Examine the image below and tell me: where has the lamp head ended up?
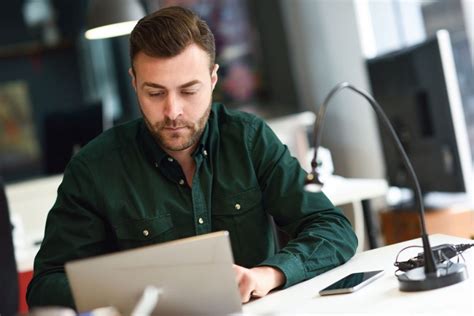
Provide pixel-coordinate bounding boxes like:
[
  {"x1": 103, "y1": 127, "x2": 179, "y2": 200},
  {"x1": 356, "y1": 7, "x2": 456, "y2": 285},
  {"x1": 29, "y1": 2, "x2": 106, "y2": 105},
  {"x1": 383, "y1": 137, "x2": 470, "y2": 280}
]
[{"x1": 85, "y1": 0, "x2": 145, "y2": 40}]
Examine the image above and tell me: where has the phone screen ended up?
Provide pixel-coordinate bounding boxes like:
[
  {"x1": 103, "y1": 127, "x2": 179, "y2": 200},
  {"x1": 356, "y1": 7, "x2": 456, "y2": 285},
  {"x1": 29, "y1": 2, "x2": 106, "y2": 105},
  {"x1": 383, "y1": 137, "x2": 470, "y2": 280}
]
[{"x1": 319, "y1": 270, "x2": 384, "y2": 295}]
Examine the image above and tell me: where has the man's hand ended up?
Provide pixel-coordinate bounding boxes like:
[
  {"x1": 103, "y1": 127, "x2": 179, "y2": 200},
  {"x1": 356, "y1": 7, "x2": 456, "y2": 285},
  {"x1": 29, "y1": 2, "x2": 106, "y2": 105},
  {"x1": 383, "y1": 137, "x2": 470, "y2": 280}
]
[{"x1": 233, "y1": 264, "x2": 285, "y2": 303}]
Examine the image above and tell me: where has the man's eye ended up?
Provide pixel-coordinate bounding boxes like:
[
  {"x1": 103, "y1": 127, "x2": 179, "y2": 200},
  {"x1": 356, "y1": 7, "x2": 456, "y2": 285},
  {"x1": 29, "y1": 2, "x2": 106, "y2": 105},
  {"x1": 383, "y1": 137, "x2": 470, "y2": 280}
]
[
  {"x1": 182, "y1": 90, "x2": 197, "y2": 95},
  {"x1": 149, "y1": 92, "x2": 164, "y2": 97}
]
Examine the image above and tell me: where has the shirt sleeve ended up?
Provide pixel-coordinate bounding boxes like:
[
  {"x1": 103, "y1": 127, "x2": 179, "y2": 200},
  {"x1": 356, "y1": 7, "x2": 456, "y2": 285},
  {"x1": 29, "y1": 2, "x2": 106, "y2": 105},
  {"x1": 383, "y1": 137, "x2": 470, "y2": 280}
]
[
  {"x1": 26, "y1": 156, "x2": 112, "y2": 309},
  {"x1": 249, "y1": 117, "x2": 358, "y2": 288}
]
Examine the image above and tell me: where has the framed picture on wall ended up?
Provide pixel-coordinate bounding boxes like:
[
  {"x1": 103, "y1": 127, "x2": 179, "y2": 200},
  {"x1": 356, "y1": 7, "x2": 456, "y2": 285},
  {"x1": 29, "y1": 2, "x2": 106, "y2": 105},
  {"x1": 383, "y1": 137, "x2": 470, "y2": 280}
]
[{"x1": 0, "y1": 81, "x2": 41, "y2": 180}]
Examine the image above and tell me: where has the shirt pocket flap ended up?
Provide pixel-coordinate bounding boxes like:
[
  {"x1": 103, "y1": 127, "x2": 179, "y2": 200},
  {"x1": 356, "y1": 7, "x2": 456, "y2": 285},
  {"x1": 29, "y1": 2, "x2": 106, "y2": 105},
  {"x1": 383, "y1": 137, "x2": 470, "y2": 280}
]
[
  {"x1": 114, "y1": 215, "x2": 173, "y2": 241},
  {"x1": 213, "y1": 187, "x2": 262, "y2": 216}
]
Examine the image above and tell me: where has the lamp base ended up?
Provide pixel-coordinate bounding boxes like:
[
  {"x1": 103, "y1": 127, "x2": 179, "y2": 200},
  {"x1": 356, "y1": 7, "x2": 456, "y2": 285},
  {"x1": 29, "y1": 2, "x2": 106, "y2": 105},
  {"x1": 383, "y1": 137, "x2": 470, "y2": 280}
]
[{"x1": 398, "y1": 262, "x2": 468, "y2": 292}]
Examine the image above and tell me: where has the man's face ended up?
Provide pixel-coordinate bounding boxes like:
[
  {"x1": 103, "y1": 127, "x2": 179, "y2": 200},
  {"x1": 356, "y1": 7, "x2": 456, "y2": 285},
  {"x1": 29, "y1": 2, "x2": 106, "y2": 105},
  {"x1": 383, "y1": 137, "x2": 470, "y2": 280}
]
[{"x1": 130, "y1": 44, "x2": 218, "y2": 152}]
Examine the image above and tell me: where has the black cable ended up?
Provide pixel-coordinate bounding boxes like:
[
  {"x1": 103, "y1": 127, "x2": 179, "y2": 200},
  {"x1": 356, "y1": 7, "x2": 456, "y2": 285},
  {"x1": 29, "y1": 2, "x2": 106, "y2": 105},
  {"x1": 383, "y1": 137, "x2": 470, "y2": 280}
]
[
  {"x1": 394, "y1": 245, "x2": 424, "y2": 274},
  {"x1": 415, "y1": 243, "x2": 474, "y2": 263},
  {"x1": 394, "y1": 243, "x2": 474, "y2": 273}
]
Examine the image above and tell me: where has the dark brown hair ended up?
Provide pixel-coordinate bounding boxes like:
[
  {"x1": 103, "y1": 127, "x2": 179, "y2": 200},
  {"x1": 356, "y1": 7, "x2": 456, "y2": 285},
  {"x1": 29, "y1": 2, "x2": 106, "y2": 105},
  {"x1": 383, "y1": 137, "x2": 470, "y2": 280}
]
[{"x1": 129, "y1": 6, "x2": 215, "y2": 71}]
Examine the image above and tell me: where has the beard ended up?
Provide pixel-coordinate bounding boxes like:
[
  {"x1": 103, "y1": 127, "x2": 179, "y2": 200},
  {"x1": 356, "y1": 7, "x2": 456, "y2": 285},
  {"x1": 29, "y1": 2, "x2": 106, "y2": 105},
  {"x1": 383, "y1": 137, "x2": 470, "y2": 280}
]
[{"x1": 142, "y1": 102, "x2": 211, "y2": 152}]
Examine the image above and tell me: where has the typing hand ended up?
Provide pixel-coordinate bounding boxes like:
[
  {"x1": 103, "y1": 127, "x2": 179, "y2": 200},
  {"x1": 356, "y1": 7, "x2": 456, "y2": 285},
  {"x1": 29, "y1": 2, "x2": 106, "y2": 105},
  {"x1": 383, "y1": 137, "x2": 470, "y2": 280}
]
[{"x1": 233, "y1": 264, "x2": 285, "y2": 303}]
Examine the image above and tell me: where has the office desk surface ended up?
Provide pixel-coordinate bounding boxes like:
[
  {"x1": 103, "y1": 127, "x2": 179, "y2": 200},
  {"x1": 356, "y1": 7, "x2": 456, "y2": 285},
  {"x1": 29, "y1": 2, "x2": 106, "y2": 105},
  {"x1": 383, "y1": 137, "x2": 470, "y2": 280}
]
[
  {"x1": 321, "y1": 176, "x2": 387, "y2": 206},
  {"x1": 6, "y1": 174, "x2": 63, "y2": 272},
  {"x1": 243, "y1": 234, "x2": 474, "y2": 315}
]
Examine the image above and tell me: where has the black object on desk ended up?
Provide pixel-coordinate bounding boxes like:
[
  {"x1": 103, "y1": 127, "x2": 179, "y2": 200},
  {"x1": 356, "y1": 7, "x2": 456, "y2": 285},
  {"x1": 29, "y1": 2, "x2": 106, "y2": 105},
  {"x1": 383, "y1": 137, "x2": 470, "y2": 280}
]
[{"x1": 0, "y1": 178, "x2": 19, "y2": 316}]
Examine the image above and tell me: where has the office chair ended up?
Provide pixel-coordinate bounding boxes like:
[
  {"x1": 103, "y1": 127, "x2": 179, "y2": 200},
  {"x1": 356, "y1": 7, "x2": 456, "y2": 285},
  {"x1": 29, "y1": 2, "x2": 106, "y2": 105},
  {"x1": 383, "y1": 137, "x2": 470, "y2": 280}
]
[{"x1": 0, "y1": 178, "x2": 19, "y2": 316}]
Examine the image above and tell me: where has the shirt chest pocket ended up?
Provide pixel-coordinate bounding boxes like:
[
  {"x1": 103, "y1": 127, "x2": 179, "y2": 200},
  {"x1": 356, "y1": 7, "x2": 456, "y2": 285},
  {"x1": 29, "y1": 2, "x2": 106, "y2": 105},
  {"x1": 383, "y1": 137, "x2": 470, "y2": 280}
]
[
  {"x1": 212, "y1": 187, "x2": 263, "y2": 217},
  {"x1": 113, "y1": 215, "x2": 174, "y2": 250},
  {"x1": 212, "y1": 187, "x2": 268, "y2": 236}
]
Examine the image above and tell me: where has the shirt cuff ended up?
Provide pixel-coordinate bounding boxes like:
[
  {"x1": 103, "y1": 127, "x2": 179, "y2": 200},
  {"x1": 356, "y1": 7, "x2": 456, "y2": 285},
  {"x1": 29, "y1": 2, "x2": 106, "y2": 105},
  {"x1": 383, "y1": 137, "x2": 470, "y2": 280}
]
[{"x1": 258, "y1": 252, "x2": 307, "y2": 288}]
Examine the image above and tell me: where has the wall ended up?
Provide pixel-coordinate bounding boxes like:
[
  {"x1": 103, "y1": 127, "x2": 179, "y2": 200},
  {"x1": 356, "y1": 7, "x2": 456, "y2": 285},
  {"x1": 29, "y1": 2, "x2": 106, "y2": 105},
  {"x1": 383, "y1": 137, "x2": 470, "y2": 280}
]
[
  {"x1": 462, "y1": 0, "x2": 474, "y2": 65},
  {"x1": 280, "y1": 0, "x2": 385, "y2": 179}
]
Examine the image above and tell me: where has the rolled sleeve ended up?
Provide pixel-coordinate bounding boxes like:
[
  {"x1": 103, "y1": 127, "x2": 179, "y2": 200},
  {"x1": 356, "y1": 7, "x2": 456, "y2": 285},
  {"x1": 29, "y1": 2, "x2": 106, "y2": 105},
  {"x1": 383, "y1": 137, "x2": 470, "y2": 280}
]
[{"x1": 258, "y1": 252, "x2": 307, "y2": 288}]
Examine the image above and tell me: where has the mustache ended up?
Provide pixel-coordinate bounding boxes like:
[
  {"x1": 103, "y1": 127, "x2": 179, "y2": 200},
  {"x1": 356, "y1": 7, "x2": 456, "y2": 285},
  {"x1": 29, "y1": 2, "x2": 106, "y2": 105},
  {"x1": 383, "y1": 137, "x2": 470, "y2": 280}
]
[{"x1": 156, "y1": 118, "x2": 193, "y2": 129}]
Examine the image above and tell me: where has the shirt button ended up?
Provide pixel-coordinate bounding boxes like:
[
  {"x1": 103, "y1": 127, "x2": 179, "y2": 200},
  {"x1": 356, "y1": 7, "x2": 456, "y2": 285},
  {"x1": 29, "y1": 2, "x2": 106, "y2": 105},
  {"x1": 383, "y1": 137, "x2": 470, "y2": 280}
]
[
  {"x1": 235, "y1": 203, "x2": 241, "y2": 210},
  {"x1": 154, "y1": 162, "x2": 159, "y2": 168},
  {"x1": 143, "y1": 229, "x2": 149, "y2": 237},
  {"x1": 203, "y1": 150, "x2": 208, "y2": 157},
  {"x1": 198, "y1": 217, "x2": 204, "y2": 224},
  {"x1": 167, "y1": 157, "x2": 174, "y2": 162},
  {"x1": 179, "y1": 179, "x2": 185, "y2": 185}
]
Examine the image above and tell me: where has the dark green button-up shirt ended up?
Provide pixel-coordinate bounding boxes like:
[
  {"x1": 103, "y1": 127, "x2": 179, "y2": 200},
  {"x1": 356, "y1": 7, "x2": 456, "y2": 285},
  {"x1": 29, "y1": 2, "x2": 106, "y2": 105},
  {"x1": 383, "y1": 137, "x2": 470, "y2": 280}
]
[{"x1": 27, "y1": 103, "x2": 357, "y2": 308}]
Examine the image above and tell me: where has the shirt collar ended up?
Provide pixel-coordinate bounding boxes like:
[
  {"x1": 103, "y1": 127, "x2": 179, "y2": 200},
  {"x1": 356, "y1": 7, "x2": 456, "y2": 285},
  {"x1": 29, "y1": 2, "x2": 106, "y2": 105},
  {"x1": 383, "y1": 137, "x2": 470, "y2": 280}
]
[
  {"x1": 138, "y1": 121, "x2": 167, "y2": 166},
  {"x1": 192, "y1": 115, "x2": 210, "y2": 159}
]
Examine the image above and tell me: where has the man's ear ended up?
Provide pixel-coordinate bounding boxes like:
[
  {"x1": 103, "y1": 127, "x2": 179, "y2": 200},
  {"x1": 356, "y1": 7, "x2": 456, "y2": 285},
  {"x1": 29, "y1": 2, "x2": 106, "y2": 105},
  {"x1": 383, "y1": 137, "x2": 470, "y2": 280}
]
[
  {"x1": 128, "y1": 67, "x2": 137, "y2": 92},
  {"x1": 211, "y1": 64, "x2": 219, "y2": 90}
]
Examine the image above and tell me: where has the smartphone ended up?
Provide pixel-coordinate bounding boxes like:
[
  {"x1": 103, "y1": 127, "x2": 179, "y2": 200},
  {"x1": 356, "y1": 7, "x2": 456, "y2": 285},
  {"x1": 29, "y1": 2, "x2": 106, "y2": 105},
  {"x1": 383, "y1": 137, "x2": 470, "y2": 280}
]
[{"x1": 319, "y1": 270, "x2": 384, "y2": 296}]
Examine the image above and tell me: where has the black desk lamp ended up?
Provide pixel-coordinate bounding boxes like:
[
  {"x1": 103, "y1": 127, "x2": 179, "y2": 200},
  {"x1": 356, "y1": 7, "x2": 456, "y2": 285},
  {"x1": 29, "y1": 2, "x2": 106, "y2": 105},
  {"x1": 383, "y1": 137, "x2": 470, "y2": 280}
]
[{"x1": 305, "y1": 82, "x2": 468, "y2": 291}]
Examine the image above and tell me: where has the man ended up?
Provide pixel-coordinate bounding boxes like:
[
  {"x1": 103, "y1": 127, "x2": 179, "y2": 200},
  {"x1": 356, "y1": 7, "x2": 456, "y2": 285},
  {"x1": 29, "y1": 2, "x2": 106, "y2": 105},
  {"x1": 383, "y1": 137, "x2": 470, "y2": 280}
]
[{"x1": 27, "y1": 6, "x2": 357, "y2": 308}]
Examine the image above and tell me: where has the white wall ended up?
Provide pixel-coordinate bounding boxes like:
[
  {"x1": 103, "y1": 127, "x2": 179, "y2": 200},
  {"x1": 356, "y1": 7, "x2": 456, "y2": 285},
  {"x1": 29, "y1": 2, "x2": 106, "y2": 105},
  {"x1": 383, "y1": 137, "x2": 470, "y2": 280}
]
[
  {"x1": 462, "y1": 0, "x2": 474, "y2": 65},
  {"x1": 356, "y1": 0, "x2": 426, "y2": 58},
  {"x1": 363, "y1": 0, "x2": 401, "y2": 57},
  {"x1": 280, "y1": 0, "x2": 385, "y2": 179}
]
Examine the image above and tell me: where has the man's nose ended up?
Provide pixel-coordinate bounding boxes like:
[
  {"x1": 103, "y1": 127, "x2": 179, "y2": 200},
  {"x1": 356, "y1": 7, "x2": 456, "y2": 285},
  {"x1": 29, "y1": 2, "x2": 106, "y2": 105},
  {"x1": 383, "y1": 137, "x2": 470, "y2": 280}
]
[{"x1": 163, "y1": 93, "x2": 183, "y2": 121}]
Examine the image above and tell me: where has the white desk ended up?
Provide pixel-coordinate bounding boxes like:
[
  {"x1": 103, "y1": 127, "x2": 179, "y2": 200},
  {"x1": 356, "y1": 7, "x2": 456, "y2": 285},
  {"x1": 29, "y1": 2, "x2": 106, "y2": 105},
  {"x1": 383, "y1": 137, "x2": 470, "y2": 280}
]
[
  {"x1": 243, "y1": 234, "x2": 474, "y2": 315},
  {"x1": 6, "y1": 174, "x2": 387, "y2": 272},
  {"x1": 6, "y1": 174, "x2": 63, "y2": 272},
  {"x1": 322, "y1": 176, "x2": 387, "y2": 206}
]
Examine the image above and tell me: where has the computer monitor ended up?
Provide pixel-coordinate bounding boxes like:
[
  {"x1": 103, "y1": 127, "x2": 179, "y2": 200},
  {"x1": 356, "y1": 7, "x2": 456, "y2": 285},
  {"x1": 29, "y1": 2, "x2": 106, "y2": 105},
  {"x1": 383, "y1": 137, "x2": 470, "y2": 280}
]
[
  {"x1": 366, "y1": 30, "x2": 473, "y2": 195},
  {"x1": 43, "y1": 102, "x2": 103, "y2": 175}
]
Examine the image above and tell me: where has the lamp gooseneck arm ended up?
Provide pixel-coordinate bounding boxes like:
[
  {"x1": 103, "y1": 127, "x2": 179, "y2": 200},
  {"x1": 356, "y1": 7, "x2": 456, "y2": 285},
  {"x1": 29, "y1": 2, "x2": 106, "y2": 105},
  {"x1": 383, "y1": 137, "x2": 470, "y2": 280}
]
[
  {"x1": 310, "y1": 83, "x2": 350, "y2": 176},
  {"x1": 309, "y1": 82, "x2": 437, "y2": 274}
]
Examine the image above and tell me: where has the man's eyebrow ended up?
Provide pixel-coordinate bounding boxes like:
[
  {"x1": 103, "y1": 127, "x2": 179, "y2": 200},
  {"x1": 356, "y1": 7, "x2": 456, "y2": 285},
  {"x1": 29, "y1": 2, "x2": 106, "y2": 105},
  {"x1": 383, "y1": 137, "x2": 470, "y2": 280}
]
[
  {"x1": 180, "y1": 80, "x2": 202, "y2": 88},
  {"x1": 141, "y1": 80, "x2": 202, "y2": 89},
  {"x1": 142, "y1": 82, "x2": 165, "y2": 89}
]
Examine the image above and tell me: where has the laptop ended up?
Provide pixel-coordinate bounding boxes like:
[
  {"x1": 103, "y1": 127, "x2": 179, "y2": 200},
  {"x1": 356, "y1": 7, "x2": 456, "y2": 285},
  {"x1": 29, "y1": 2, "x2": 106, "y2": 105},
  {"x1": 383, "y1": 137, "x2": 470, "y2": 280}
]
[{"x1": 65, "y1": 231, "x2": 242, "y2": 315}]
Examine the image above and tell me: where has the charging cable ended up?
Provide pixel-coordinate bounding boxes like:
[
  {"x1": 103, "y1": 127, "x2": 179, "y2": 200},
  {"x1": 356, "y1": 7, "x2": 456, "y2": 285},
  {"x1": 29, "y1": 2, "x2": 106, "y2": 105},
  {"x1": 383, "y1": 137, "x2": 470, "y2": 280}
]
[
  {"x1": 415, "y1": 243, "x2": 473, "y2": 263},
  {"x1": 394, "y1": 243, "x2": 473, "y2": 272}
]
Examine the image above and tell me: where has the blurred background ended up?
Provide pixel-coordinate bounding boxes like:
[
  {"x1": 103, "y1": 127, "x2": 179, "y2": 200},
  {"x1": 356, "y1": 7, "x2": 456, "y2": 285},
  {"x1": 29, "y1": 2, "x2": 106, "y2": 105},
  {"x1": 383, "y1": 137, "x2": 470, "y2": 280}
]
[{"x1": 0, "y1": 0, "x2": 472, "y2": 184}]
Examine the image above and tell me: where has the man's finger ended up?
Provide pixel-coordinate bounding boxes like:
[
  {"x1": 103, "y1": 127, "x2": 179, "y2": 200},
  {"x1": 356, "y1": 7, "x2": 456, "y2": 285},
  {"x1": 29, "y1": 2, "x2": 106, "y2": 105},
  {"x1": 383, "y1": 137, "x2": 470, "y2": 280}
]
[
  {"x1": 241, "y1": 283, "x2": 255, "y2": 303},
  {"x1": 250, "y1": 289, "x2": 262, "y2": 298},
  {"x1": 233, "y1": 264, "x2": 245, "y2": 283},
  {"x1": 238, "y1": 275, "x2": 251, "y2": 302}
]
